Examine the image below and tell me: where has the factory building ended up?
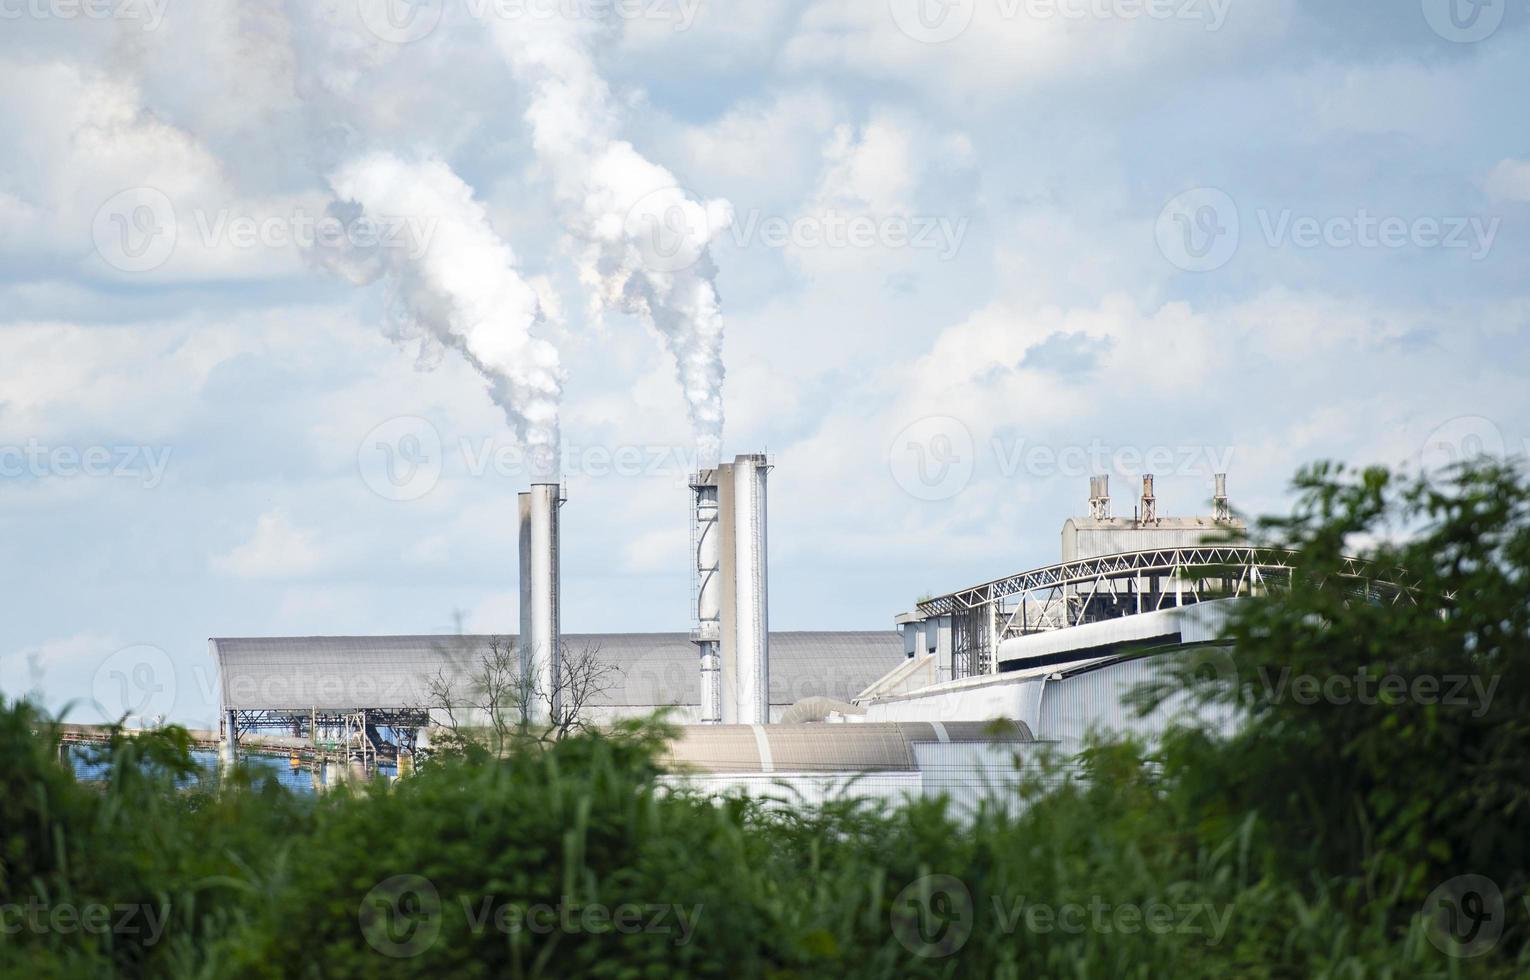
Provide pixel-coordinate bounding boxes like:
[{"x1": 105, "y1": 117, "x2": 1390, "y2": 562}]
[{"x1": 214, "y1": 464, "x2": 1374, "y2": 808}]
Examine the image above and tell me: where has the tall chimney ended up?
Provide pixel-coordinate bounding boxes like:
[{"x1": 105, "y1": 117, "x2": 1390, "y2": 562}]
[
  {"x1": 1213, "y1": 473, "x2": 1230, "y2": 522},
  {"x1": 1139, "y1": 474, "x2": 1156, "y2": 524},
  {"x1": 730, "y1": 454, "x2": 770, "y2": 724},
  {"x1": 691, "y1": 471, "x2": 723, "y2": 724},
  {"x1": 518, "y1": 483, "x2": 563, "y2": 725}
]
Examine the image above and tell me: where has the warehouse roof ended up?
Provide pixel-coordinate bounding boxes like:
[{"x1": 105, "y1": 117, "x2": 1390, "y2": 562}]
[
  {"x1": 210, "y1": 632, "x2": 906, "y2": 712},
  {"x1": 662, "y1": 721, "x2": 1035, "y2": 773}
]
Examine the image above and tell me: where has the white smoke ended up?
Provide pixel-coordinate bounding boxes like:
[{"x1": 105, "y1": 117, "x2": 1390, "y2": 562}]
[
  {"x1": 487, "y1": 16, "x2": 731, "y2": 465},
  {"x1": 323, "y1": 152, "x2": 563, "y2": 467}
]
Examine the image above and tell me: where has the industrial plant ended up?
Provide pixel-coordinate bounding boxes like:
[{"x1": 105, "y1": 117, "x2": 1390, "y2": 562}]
[{"x1": 212, "y1": 460, "x2": 1305, "y2": 805}]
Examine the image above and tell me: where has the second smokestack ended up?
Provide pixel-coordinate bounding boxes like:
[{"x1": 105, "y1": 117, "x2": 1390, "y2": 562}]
[
  {"x1": 518, "y1": 482, "x2": 563, "y2": 725},
  {"x1": 730, "y1": 454, "x2": 770, "y2": 725}
]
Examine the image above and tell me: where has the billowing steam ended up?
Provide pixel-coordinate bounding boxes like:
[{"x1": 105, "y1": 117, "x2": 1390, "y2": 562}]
[
  {"x1": 488, "y1": 17, "x2": 731, "y2": 465},
  {"x1": 321, "y1": 152, "x2": 563, "y2": 469}
]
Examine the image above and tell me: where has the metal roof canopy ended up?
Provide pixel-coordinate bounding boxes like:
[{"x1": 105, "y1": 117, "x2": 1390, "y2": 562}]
[
  {"x1": 662, "y1": 720, "x2": 1035, "y2": 774},
  {"x1": 210, "y1": 631, "x2": 906, "y2": 713}
]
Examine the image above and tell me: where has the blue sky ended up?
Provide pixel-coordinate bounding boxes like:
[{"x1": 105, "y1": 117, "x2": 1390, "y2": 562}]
[{"x1": 2, "y1": 0, "x2": 1527, "y2": 727}]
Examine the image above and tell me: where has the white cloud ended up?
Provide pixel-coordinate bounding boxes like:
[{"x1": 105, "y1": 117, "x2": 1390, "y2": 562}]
[
  {"x1": 212, "y1": 509, "x2": 331, "y2": 579},
  {"x1": 1484, "y1": 159, "x2": 1530, "y2": 203},
  {"x1": 783, "y1": 0, "x2": 1293, "y2": 110}
]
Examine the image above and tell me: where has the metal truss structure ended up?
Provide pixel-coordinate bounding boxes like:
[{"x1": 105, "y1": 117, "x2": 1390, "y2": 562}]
[
  {"x1": 228, "y1": 708, "x2": 430, "y2": 763},
  {"x1": 916, "y1": 546, "x2": 1398, "y2": 680}
]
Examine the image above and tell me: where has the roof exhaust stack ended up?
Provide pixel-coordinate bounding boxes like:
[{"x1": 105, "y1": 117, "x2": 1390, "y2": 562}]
[
  {"x1": 519, "y1": 483, "x2": 564, "y2": 726},
  {"x1": 1088, "y1": 475, "x2": 1111, "y2": 520},
  {"x1": 1213, "y1": 473, "x2": 1230, "y2": 522},
  {"x1": 1140, "y1": 474, "x2": 1156, "y2": 524}
]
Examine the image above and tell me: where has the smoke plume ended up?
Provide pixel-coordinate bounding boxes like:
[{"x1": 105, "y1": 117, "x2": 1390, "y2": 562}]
[
  {"x1": 322, "y1": 152, "x2": 563, "y2": 468},
  {"x1": 487, "y1": 16, "x2": 731, "y2": 465}
]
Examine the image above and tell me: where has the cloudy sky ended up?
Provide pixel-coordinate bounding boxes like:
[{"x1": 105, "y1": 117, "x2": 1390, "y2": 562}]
[{"x1": 2, "y1": 0, "x2": 1527, "y2": 726}]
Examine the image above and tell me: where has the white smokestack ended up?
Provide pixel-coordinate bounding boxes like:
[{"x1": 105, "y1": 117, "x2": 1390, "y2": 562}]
[
  {"x1": 730, "y1": 454, "x2": 770, "y2": 725},
  {"x1": 691, "y1": 473, "x2": 722, "y2": 724},
  {"x1": 519, "y1": 483, "x2": 563, "y2": 725},
  {"x1": 488, "y1": 16, "x2": 730, "y2": 465}
]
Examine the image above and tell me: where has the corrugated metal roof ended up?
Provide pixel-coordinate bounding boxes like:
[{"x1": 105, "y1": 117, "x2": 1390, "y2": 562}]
[
  {"x1": 211, "y1": 632, "x2": 906, "y2": 712},
  {"x1": 662, "y1": 721, "x2": 1034, "y2": 773}
]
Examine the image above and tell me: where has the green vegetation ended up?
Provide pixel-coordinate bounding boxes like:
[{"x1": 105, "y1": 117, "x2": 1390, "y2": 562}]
[{"x1": 3, "y1": 461, "x2": 1528, "y2": 977}]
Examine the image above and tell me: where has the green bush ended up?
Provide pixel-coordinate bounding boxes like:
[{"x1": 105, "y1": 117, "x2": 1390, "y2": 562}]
[{"x1": 1, "y1": 460, "x2": 1526, "y2": 977}]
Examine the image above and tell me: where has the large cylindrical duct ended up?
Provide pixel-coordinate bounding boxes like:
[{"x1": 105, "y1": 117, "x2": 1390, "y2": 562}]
[
  {"x1": 730, "y1": 454, "x2": 770, "y2": 724},
  {"x1": 519, "y1": 483, "x2": 563, "y2": 726},
  {"x1": 691, "y1": 474, "x2": 722, "y2": 724}
]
